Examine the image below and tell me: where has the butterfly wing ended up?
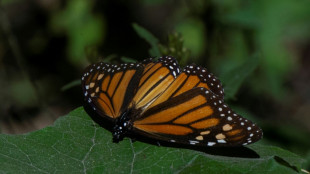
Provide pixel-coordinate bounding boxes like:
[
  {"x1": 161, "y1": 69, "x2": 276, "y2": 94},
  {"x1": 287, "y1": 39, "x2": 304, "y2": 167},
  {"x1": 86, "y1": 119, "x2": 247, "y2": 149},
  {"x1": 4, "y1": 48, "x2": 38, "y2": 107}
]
[
  {"x1": 82, "y1": 57, "x2": 263, "y2": 146},
  {"x1": 132, "y1": 63, "x2": 262, "y2": 146},
  {"x1": 180, "y1": 64, "x2": 224, "y2": 99},
  {"x1": 82, "y1": 62, "x2": 144, "y2": 119},
  {"x1": 133, "y1": 87, "x2": 262, "y2": 146},
  {"x1": 144, "y1": 64, "x2": 225, "y2": 109},
  {"x1": 130, "y1": 56, "x2": 224, "y2": 110},
  {"x1": 129, "y1": 56, "x2": 181, "y2": 110}
]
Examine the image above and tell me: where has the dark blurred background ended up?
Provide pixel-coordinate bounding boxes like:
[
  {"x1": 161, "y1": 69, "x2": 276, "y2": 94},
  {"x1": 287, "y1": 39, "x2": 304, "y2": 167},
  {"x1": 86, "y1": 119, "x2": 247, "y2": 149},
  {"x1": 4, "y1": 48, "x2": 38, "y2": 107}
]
[{"x1": 0, "y1": 0, "x2": 309, "y2": 169}]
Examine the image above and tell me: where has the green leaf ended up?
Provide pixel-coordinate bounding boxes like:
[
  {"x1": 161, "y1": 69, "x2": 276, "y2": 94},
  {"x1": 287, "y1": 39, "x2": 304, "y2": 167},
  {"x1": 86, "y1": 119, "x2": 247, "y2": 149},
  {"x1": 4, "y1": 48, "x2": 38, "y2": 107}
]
[
  {"x1": 0, "y1": 107, "x2": 304, "y2": 173},
  {"x1": 132, "y1": 23, "x2": 161, "y2": 57},
  {"x1": 221, "y1": 55, "x2": 260, "y2": 100}
]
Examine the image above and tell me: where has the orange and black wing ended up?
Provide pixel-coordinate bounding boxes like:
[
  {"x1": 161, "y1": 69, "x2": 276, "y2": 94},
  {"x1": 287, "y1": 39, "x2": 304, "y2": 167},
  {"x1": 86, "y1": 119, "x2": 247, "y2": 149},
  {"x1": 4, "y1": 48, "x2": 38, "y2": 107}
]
[
  {"x1": 180, "y1": 64, "x2": 224, "y2": 99},
  {"x1": 130, "y1": 56, "x2": 181, "y2": 110},
  {"x1": 82, "y1": 62, "x2": 143, "y2": 119},
  {"x1": 142, "y1": 63, "x2": 225, "y2": 112},
  {"x1": 132, "y1": 62, "x2": 261, "y2": 146},
  {"x1": 133, "y1": 87, "x2": 262, "y2": 146}
]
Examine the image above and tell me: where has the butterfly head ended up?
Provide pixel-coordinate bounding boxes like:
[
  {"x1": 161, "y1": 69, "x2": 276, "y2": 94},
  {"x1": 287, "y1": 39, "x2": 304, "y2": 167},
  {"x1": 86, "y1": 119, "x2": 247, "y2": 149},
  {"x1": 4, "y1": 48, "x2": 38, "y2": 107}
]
[{"x1": 113, "y1": 110, "x2": 133, "y2": 142}]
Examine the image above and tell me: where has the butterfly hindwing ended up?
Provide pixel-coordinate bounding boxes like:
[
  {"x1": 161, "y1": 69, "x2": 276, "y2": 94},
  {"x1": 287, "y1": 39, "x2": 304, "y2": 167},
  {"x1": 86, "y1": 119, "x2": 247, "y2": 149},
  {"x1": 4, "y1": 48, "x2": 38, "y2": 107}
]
[
  {"x1": 82, "y1": 62, "x2": 143, "y2": 119},
  {"x1": 133, "y1": 87, "x2": 262, "y2": 146}
]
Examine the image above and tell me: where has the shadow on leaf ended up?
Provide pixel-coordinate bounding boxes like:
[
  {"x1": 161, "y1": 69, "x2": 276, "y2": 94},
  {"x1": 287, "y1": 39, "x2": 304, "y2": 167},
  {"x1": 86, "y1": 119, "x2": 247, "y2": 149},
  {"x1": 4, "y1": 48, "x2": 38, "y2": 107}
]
[{"x1": 274, "y1": 156, "x2": 299, "y2": 173}]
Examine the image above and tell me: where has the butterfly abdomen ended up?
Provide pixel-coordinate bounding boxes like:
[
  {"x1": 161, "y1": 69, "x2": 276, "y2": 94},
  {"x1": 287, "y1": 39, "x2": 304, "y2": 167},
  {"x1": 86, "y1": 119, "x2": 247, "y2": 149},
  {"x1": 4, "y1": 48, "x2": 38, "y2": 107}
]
[{"x1": 112, "y1": 110, "x2": 133, "y2": 142}]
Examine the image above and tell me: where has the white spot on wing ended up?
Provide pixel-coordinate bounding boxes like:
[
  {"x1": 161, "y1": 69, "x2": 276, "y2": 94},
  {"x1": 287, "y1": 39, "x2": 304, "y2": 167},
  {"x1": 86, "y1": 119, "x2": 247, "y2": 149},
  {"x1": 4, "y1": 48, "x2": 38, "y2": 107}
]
[
  {"x1": 207, "y1": 142, "x2": 216, "y2": 146},
  {"x1": 173, "y1": 71, "x2": 176, "y2": 77},
  {"x1": 189, "y1": 140, "x2": 199, "y2": 145},
  {"x1": 217, "y1": 139, "x2": 226, "y2": 143}
]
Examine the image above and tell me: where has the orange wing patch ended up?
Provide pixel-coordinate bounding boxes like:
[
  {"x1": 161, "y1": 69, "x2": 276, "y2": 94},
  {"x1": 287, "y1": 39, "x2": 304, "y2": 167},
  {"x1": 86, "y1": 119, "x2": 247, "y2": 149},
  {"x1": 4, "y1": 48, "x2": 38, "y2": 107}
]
[
  {"x1": 133, "y1": 67, "x2": 173, "y2": 109},
  {"x1": 182, "y1": 64, "x2": 224, "y2": 99},
  {"x1": 133, "y1": 87, "x2": 262, "y2": 146},
  {"x1": 145, "y1": 64, "x2": 224, "y2": 111},
  {"x1": 107, "y1": 72, "x2": 123, "y2": 96},
  {"x1": 82, "y1": 62, "x2": 142, "y2": 118},
  {"x1": 147, "y1": 73, "x2": 187, "y2": 108},
  {"x1": 135, "y1": 124, "x2": 193, "y2": 135},
  {"x1": 138, "y1": 63, "x2": 160, "y2": 87},
  {"x1": 135, "y1": 95, "x2": 205, "y2": 125},
  {"x1": 173, "y1": 105, "x2": 213, "y2": 124},
  {"x1": 97, "y1": 93, "x2": 114, "y2": 116},
  {"x1": 190, "y1": 118, "x2": 219, "y2": 129},
  {"x1": 131, "y1": 56, "x2": 180, "y2": 110},
  {"x1": 112, "y1": 70, "x2": 136, "y2": 116},
  {"x1": 101, "y1": 75, "x2": 110, "y2": 91},
  {"x1": 226, "y1": 129, "x2": 242, "y2": 136},
  {"x1": 173, "y1": 75, "x2": 200, "y2": 97}
]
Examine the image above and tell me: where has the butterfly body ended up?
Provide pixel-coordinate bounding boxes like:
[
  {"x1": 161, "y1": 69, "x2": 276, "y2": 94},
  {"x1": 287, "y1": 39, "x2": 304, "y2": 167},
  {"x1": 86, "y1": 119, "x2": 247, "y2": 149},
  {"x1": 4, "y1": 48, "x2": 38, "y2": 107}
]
[
  {"x1": 82, "y1": 56, "x2": 262, "y2": 147},
  {"x1": 112, "y1": 109, "x2": 133, "y2": 142}
]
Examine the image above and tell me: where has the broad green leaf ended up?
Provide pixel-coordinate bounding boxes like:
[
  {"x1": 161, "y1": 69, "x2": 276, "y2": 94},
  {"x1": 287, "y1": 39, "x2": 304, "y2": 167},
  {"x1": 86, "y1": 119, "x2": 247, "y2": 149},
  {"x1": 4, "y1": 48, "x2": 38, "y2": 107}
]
[
  {"x1": 0, "y1": 107, "x2": 304, "y2": 173},
  {"x1": 132, "y1": 23, "x2": 161, "y2": 57},
  {"x1": 221, "y1": 55, "x2": 259, "y2": 100}
]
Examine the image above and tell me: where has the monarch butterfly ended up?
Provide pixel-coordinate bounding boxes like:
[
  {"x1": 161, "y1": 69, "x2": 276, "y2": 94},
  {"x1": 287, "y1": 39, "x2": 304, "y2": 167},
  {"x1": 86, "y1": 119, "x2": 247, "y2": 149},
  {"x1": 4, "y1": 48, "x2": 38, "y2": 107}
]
[{"x1": 82, "y1": 56, "x2": 262, "y2": 147}]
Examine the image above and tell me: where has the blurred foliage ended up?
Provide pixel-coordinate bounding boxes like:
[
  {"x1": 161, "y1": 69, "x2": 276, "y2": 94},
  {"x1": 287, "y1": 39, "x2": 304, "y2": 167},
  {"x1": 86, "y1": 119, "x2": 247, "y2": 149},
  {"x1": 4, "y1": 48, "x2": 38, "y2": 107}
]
[
  {"x1": 221, "y1": 54, "x2": 260, "y2": 100},
  {"x1": 60, "y1": 80, "x2": 80, "y2": 92},
  {"x1": 132, "y1": 24, "x2": 191, "y2": 66},
  {"x1": 120, "y1": 56, "x2": 137, "y2": 63},
  {"x1": 158, "y1": 32, "x2": 191, "y2": 66},
  {"x1": 10, "y1": 78, "x2": 38, "y2": 108},
  {"x1": 50, "y1": 0, "x2": 105, "y2": 67},
  {"x1": 175, "y1": 17, "x2": 206, "y2": 59},
  {"x1": 209, "y1": 0, "x2": 310, "y2": 101},
  {"x1": 132, "y1": 23, "x2": 161, "y2": 57}
]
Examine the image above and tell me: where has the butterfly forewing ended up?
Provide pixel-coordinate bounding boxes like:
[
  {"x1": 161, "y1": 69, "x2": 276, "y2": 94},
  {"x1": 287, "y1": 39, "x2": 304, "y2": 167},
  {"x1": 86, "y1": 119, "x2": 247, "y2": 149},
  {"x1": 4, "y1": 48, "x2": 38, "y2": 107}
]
[
  {"x1": 145, "y1": 64, "x2": 225, "y2": 111},
  {"x1": 82, "y1": 62, "x2": 143, "y2": 119},
  {"x1": 182, "y1": 64, "x2": 224, "y2": 99},
  {"x1": 133, "y1": 87, "x2": 262, "y2": 146},
  {"x1": 130, "y1": 56, "x2": 181, "y2": 110}
]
